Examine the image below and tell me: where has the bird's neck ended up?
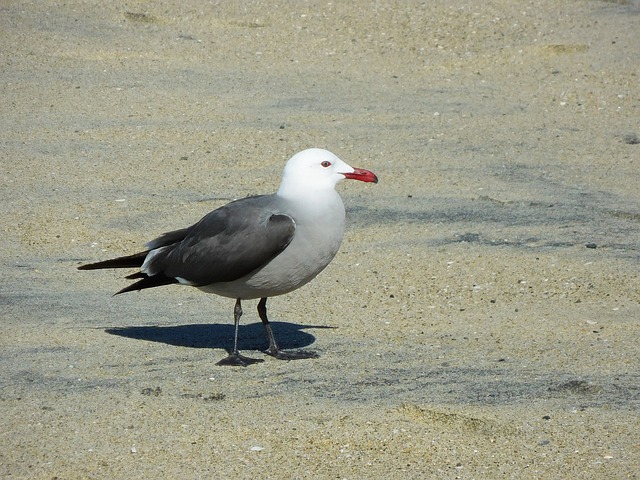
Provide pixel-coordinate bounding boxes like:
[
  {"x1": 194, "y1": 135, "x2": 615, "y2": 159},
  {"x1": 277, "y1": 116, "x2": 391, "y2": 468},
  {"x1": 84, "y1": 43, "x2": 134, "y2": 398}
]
[
  {"x1": 276, "y1": 184, "x2": 344, "y2": 219},
  {"x1": 277, "y1": 180, "x2": 333, "y2": 201}
]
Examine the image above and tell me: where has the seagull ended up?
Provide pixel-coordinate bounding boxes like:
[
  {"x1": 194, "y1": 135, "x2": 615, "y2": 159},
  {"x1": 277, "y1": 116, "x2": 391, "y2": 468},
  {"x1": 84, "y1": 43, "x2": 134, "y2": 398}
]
[{"x1": 78, "y1": 148, "x2": 378, "y2": 366}]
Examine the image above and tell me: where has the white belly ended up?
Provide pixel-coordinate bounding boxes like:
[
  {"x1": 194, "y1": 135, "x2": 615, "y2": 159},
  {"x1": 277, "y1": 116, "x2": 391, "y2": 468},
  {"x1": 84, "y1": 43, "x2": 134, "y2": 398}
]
[{"x1": 198, "y1": 194, "x2": 346, "y2": 299}]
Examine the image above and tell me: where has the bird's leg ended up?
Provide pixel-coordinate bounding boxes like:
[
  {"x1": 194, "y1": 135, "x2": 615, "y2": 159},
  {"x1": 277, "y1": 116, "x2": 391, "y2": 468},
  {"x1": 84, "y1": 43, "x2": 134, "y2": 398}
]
[
  {"x1": 216, "y1": 298, "x2": 264, "y2": 367},
  {"x1": 257, "y1": 297, "x2": 319, "y2": 361}
]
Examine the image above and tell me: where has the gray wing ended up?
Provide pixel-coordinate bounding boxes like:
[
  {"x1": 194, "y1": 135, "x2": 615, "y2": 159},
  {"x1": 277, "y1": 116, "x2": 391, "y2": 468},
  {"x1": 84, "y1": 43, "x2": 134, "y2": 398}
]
[{"x1": 143, "y1": 195, "x2": 296, "y2": 286}]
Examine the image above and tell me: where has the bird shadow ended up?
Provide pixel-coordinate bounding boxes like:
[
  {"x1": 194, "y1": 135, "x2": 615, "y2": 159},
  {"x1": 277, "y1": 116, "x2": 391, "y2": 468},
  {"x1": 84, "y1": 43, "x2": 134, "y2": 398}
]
[{"x1": 105, "y1": 321, "x2": 334, "y2": 352}]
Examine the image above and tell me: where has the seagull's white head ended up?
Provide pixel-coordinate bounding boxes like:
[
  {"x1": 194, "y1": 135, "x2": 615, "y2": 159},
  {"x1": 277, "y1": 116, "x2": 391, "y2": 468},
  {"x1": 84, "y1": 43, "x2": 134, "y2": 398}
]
[{"x1": 277, "y1": 148, "x2": 378, "y2": 199}]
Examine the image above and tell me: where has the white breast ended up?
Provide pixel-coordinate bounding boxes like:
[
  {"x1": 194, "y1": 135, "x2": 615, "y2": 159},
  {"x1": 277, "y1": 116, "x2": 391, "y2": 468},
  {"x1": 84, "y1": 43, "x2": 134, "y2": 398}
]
[{"x1": 199, "y1": 190, "x2": 346, "y2": 299}]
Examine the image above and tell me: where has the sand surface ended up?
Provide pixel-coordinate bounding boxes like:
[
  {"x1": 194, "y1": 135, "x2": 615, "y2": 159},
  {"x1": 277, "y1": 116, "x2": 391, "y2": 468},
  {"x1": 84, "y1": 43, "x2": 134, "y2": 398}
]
[{"x1": 1, "y1": 1, "x2": 639, "y2": 478}]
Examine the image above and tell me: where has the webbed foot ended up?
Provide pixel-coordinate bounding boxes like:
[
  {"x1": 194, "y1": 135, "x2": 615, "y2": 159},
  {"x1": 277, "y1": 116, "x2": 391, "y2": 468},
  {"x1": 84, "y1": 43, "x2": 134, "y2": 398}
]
[
  {"x1": 265, "y1": 347, "x2": 319, "y2": 361},
  {"x1": 216, "y1": 353, "x2": 264, "y2": 367}
]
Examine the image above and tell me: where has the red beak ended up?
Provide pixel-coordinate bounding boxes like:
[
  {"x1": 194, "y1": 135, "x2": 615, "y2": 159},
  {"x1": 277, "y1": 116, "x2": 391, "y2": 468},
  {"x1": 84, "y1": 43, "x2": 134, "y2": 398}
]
[{"x1": 343, "y1": 168, "x2": 379, "y2": 184}]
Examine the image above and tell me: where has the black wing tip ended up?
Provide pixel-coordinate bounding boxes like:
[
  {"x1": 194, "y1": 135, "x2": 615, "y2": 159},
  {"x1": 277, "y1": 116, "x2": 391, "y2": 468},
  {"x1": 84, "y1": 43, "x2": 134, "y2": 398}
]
[
  {"x1": 77, "y1": 251, "x2": 148, "y2": 271},
  {"x1": 77, "y1": 262, "x2": 101, "y2": 270},
  {"x1": 77, "y1": 262, "x2": 106, "y2": 271},
  {"x1": 77, "y1": 252, "x2": 179, "y2": 294},
  {"x1": 114, "y1": 274, "x2": 180, "y2": 295}
]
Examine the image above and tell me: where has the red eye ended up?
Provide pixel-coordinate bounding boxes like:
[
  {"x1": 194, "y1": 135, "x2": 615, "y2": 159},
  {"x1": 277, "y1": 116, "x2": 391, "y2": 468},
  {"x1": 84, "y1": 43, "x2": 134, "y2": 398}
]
[{"x1": 321, "y1": 161, "x2": 331, "y2": 168}]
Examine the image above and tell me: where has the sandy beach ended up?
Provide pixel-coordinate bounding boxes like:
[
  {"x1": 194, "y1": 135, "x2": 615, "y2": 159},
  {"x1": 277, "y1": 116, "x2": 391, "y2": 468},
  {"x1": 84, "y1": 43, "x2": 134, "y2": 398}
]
[{"x1": 1, "y1": 1, "x2": 639, "y2": 478}]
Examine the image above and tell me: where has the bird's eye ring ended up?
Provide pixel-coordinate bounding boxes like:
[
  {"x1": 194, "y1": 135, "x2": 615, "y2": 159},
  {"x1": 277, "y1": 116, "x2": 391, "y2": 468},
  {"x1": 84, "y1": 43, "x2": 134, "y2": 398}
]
[{"x1": 321, "y1": 161, "x2": 331, "y2": 168}]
